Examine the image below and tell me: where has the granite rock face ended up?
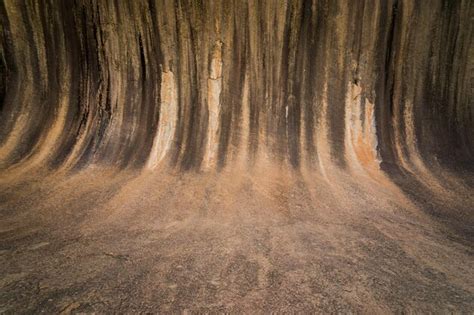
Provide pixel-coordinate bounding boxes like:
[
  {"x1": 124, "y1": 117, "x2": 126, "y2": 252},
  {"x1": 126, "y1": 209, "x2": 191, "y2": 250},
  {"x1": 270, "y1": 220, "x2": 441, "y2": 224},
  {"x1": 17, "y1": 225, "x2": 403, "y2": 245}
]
[
  {"x1": 0, "y1": 1, "x2": 473, "y2": 313},
  {"x1": 1, "y1": 0, "x2": 472, "y2": 171}
]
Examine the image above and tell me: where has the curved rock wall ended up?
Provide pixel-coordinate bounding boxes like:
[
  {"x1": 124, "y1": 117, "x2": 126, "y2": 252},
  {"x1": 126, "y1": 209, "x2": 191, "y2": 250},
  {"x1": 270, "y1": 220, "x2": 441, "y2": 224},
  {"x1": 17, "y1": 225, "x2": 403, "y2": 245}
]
[
  {"x1": 0, "y1": 0, "x2": 472, "y2": 172},
  {"x1": 1, "y1": 2, "x2": 474, "y2": 312}
]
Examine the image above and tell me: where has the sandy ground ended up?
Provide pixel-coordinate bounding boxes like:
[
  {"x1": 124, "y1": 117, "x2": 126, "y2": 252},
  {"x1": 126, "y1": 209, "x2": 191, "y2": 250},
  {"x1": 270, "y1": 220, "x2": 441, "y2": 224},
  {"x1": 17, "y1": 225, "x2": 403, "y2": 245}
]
[{"x1": 0, "y1": 162, "x2": 473, "y2": 313}]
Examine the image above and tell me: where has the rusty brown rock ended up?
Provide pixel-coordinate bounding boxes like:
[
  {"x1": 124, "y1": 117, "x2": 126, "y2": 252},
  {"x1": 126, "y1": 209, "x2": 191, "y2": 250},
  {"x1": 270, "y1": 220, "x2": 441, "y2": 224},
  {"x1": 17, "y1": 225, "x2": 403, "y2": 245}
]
[{"x1": 0, "y1": 0, "x2": 473, "y2": 313}]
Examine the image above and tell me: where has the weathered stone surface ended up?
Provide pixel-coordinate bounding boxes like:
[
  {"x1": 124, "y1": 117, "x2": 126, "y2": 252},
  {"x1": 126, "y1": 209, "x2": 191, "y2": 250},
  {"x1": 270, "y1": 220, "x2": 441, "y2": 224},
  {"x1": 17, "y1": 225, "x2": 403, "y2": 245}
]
[
  {"x1": 1, "y1": 0, "x2": 472, "y2": 171},
  {"x1": 0, "y1": 0, "x2": 473, "y2": 313}
]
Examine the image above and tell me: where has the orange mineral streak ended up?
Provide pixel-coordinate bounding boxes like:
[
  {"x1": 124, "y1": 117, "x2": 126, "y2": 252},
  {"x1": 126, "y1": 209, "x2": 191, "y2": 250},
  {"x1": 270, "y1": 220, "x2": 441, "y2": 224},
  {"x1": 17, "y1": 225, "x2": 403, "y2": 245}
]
[{"x1": 354, "y1": 100, "x2": 380, "y2": 171}]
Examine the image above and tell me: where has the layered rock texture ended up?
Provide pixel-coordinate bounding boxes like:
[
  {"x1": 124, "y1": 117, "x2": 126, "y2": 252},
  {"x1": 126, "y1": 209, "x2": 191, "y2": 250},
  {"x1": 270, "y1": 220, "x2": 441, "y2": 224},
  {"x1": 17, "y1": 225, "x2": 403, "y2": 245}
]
[{"x1": 0, "y1": 0, "x2": 473, "y2": 313}]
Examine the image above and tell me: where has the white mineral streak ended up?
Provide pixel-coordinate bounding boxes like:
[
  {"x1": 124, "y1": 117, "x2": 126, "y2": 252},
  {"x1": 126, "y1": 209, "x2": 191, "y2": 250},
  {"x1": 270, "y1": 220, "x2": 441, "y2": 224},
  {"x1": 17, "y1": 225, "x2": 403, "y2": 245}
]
[
  {"x1": 204, "y1": 41, "x2": 223, "y2": 169},
  {"x1": 316, "y1": 82, "x2": 330, "y2": 179},
  {"x1": 344, "y1": 83, "x2": 363, "y2": 171},
  {"x1": 345, "y1": 82, "x2": 381, "y2": 172},
  {"x1": 239, "y1": 74, "x2": 250, "y2": 165},
  {"x1": 147, "y1": 71, "x2": 178, "y2": 169}
]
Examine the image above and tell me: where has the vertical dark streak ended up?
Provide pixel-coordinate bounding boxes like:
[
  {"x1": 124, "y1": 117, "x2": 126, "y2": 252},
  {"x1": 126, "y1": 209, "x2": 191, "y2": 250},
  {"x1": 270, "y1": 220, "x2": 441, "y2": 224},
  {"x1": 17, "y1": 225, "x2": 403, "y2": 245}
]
[{"x1": 376, "y1": 0, "x2": 399, "y2": 168}]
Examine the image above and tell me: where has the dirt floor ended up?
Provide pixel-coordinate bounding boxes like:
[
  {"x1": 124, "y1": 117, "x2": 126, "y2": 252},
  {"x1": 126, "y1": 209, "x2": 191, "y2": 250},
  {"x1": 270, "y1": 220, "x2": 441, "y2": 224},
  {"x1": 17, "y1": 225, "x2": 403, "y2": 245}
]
[{"x1": 0, "y1": 163, "x2": 473, "y2": 313}]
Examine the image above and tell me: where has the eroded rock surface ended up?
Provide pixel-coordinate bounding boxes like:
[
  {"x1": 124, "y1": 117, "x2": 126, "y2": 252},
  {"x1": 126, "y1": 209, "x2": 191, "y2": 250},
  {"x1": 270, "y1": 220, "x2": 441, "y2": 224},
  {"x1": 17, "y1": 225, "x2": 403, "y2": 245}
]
[{"x1": 0, "y1": 0, "x2": 473, "y2": 313}]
